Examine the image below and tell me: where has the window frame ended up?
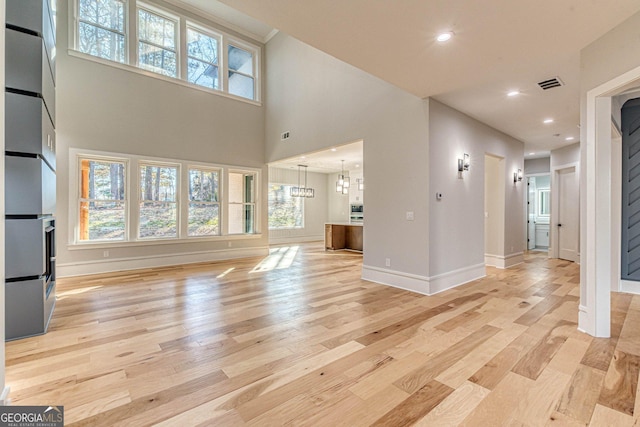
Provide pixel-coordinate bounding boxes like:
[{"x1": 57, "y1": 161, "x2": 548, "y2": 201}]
[
  {"x1": 136, "y1": 3, "x2": 180, "y2": 78},
  {"x1": 185, "y1": 23, "x2": 222, "y2": 90},
  {"x1": 71, "y1": 0, "x2": 261, "y2": 103},
  {"x1": 76, "y1": 153, "x2": 130, "y2": 243},
  {"x1": 187, "y1": 165, "x2": 222, "y2": 237},
  {"x1": 76, "y1": 0, "x2": 128, "y2": 63},
  {"x1": 137, "y1": 161, "x2": 181, "y2": 240},
  {"x1": 69, "y1": 148, "x2": 261, "y2": 248},
  {"x1": 228, "y1": 170, "x2": 258, "y2": 235}
]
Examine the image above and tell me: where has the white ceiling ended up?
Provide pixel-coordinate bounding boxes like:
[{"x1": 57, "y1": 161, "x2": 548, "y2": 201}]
[
  {"x1": 268, "y1": 140, "x2": 364, "y2": 174},
  {"x1": 180, "y1": 0, "x2": 640, "y2": 159}
]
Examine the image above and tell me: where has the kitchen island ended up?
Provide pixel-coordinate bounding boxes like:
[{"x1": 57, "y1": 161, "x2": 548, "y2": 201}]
[{"x1": 325, "y1": 222, "x2": 363, "y2": 252}]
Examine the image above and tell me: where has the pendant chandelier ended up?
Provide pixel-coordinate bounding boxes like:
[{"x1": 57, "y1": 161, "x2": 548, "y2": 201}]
[
  {"x1": 336, "y1": 160, "x2": 350, "y2": 195},
  {"x1": 290, "y1": 164, "x2": 314, "y2": 198}
]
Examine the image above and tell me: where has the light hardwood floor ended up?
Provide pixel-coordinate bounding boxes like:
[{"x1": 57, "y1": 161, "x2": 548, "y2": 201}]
[{"x1": 5, "y1": 244, "x2": 640, "y2": 426}]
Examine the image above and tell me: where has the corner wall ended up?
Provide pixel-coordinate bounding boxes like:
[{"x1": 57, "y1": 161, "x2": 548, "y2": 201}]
[
  {"x1": 428, "y1": 99, "x2": 525, "y2": 290},
  {"x1": 0, "y1": 0, "x2": 7, "y2": 402},
  {"x1": 57, "y1": 0, "x2": 268, "y2": 275},
  {"x1": 265, "y1": 32, "x2": 431, "y2": 293}
]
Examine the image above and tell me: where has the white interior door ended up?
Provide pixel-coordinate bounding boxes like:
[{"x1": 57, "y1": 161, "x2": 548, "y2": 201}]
[{"x1": 557, "y1": 167, "x2": 579, "y2": 262}]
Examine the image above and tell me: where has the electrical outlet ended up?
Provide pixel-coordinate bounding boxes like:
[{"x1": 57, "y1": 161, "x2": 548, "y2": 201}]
[
  {"x1": 228, "y1": 242, "x2": 232, "y2": 248},
  {"x1": 103, "y1": 250, "x2": 109, "y2": 258},
  {"x1": 385, "y1": 258, "x2": 391, "y2": 267},
  {"x1": 406, "y1": 211, "x2": 414, "y2": 221}
]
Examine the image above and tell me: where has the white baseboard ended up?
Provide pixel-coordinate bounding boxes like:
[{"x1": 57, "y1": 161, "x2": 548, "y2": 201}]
[
  {"x1": 361, "y1": 265, "x2": 431, "y2": 295},
  {"x1": 620, "y1": 279, "x2": 640, "y2": 295},
  {"x1": 362, "y1": 262, "x2": 486, "y2": 296},
  {"x1": 485, "y1": 252, "x2": 524, "y2": 269},
  {"x1": 57, "y1": 246, "x2": 270, "y2": 278},
  {"x1": 578, "y1": 304, "x2": 589, "y2": 334},
  {"x1": 268, "y1": 235, "x2": 324, "y2": 245},
  {"x1": 0, "y1": 386, "x2": 10, "y2": 405},
  {"x1": 428, "y1": 263, "x2": 486, "y2": 295}
]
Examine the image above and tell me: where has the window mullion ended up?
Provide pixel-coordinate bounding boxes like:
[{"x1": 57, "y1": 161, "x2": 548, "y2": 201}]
[
  {"x1": 128, "y1": 0, "x2": 137, "y2": 65},
  {"x1": 221, "y1": 38, "x2": 229, "y2": 93},
  {"x1": 178, "y1": 16, "x2": 187, "y2": 81}
]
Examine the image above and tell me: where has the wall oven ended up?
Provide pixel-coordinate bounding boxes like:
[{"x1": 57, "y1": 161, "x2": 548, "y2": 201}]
[{"x1": 350, "y1": 204, "x2": 364, "y2": 222}]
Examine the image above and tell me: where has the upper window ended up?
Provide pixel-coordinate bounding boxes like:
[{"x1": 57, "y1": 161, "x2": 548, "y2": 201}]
[
  {"x1": 187, "y1": 27, "x2": 220, "y2": 90},
  {"x1": 138, "y1": 7, "x2": 178, "y2": 77},
  {"x1": 228, "y1": 44, "x2": 255, "y2": 100},
  {"x1": 74, "y1": 0, "x2": 260, "y2": 102},
  {"x1": 78, "y1": 0, "x2": 126, "y2": 62},
  {"x1": 139, "y1": 163, "x2": 178, "y2": 239},
  {"x1": 268, "y1": 184, "x2": 304, "y2": 230},
  {"x1": 79, "y1": 157, "x2": 126, "y2": 241}
]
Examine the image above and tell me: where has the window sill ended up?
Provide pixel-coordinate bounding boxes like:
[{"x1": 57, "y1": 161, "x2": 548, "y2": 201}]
[
  {"x1": 67, "y1": 49, "x2": 262, "y2": 107},
  {"x1": 68, "y1": 233, "x2": 263, "y2": 250}
]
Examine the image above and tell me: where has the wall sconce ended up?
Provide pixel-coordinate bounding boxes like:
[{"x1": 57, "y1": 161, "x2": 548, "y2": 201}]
[
  {"x1": 458, "y1": 153, "x2": 470, "y2": 176},
  {"x1": 513, "y1": 168, "x2": 523, "y2": 183}
]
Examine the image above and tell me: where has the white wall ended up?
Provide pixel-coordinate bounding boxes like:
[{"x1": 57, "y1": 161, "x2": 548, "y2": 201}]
[
  {"x1": 268, "y1": 167, "x2": 327, "y2": 244},
  {"x1": 525, "y1": 157, "x2": 550, "y2": 175},
  {"x1": 428, "y1": 99, "x2": 525, "y2": 281},
  {"x1": 551, "y1": 142, "x2": 580, "y2": 168},
  {"x1": 265, "y1": 32, "x2": 431, "y2": 292},
  {"x1": 56, "y1": 0, "x2": 268, "y2": 275},
  {"x1": 0, "y1": 0, "x2": 6, "y2": 402},
  {"x1": 327, "y1": 174, "x2": 350, "y2": 223},
  {"x1": 484, "y1": 155, "x2": 505, "y2": 265}
]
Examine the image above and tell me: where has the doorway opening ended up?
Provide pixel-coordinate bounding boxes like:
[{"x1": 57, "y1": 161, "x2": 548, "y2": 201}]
[{"x1": 527, "y1": 175, "x2": 551, "y2": 252}]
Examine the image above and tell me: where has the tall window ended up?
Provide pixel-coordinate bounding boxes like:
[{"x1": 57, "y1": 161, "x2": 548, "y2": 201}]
[
  {"x1": 228, "y1": 44, "x2": 255, "y2": 100},
  {"x1": 188, "y1": 168, "x2": 220, "y2": 236},
  {"x1": 229, "y1": 172, "x2": 255, "y2": 234},
  {"x1": 78, "y1": 0, "x2": 126, "y2": 62},
  {"x1": 187, "y1": 27, "x2": 220, "y2": 90},
  {"x1": 79, "y1": 158, "x2": 126, "y2": 241},
  {"x1": 139, "y1": 164, "x2": 178, "y2": 238},
  {"x1": 268, "y1": 184, "x2": 304, "y2": 229},
  {"x1": 137, "y1": 7, "x2": 178, "y2": 77}
]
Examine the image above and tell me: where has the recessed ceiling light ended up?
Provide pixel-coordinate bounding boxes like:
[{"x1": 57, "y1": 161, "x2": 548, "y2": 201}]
[
  {"x1": 355, "y1": 164, "x2": 360, "y2": 168},
  {"x1": 543, "y1": 118, "x2": 554, "y2": 124},
  {"x1": 331, "y1": 148, "x2": 337, "y2": 152},
  {"x1": 529, "y1": 152, "x2": 536, "y2": 155},
  {"x1": 436, "y1": 32, "x2": 453, "y2": 42},
  {"x1": 507, "y1": 90, "x2": 520, "y2": 97},
  {"x1": 565, "y1": 136, "x2": 574, "y2": 141},
  {"x1": 300, "y1": 156, "x2": 306, "y2": 159}
]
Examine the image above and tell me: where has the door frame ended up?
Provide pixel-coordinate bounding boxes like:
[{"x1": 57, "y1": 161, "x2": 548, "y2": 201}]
[
  {"x1": 524, "y1": 172, "x2": 551, "y2": 253},
  {"x1": 551, "y1": 163, "x2": 579, "y2": 261}
]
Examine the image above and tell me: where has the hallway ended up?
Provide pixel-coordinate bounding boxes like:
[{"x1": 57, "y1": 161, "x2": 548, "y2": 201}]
[{"x1": 4, "y1": 246, "x2": 636, "y2": 425}]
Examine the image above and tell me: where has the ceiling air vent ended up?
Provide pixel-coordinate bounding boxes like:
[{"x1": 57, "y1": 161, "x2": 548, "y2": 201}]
[{"x1": 538, "y1": 77, "x2": 564, "y2": 90}]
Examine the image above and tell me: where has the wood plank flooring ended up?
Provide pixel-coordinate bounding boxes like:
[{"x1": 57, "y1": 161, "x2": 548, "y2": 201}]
[{"x1": 5, "y1": 244, "x2": 640, "y2": 426}]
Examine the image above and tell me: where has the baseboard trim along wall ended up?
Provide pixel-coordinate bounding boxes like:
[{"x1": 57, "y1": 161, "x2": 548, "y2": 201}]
[
  {"x1": 0, "y1": 386, "x2": 10, "y2": 405},
  {"x1": 362, "y1": 265, "x2": 431, "y2": 295},
  {"x1": 362, "y1": 262, "x2": 486, "y2": 296},
  {"x1": 620, "y1": 279, "x2": 640, "y2": 295},
  {"x1": 428, "y1": 263, "x2": 487, "y2": 295},
  {"x1": 57, "y1": 246, "x2": 270, "y2": 277},
  {"x1": 268, "y1": 235, "x2": 324, "y2": 245},
  {"x1": 484, "y1": 252, "x2": 524, "y2": 269}
]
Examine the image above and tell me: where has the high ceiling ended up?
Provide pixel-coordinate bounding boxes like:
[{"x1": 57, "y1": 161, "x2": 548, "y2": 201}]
[{"x1": 179, "y1": 0, "x2": 640, "y2": 158}]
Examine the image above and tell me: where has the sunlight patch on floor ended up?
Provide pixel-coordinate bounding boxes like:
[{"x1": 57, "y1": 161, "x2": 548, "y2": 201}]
[{"x1": 251, "y1": 246, "x2": 300, "y2": 273}]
